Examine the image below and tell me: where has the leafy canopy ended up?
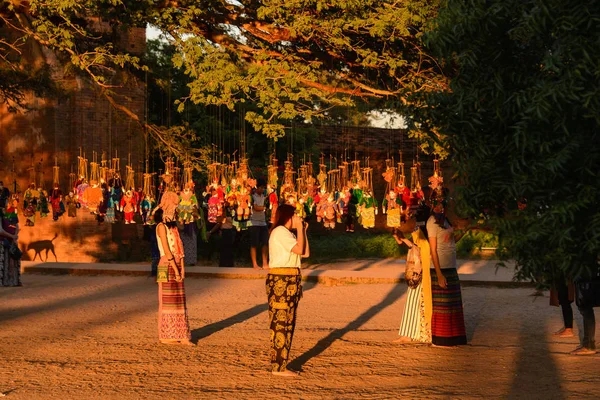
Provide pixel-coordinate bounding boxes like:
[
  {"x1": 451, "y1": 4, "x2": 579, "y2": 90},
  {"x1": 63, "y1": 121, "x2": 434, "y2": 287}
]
[{"x1": 424, "y1": 0, "x2": 600, "y2": 279}]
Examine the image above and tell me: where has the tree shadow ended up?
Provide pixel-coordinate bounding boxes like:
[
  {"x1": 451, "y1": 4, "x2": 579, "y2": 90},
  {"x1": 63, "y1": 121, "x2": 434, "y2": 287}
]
[
  {"x1": 0, "y1": 278, "x2": 144, "y2": 324},
  {"x1": 287, "y1": 283, "x2": 404, "y2": 372},
  {"x1": 353, "y1": 259, "x2": 380, "y2": 271},
  {"x1": 191, "y1": 279, "x2": 320, "y2": 344},
  {"x1": 506, "y1": 305, "x2": 566, "y2": 399}
]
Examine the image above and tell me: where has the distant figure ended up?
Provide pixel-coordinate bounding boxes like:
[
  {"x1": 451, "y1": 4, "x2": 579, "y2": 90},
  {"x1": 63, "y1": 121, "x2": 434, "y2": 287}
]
[
  {"x1": 572, "y1": 257, "x2": 600, "y2": 356},
  {"x1": 0, "y1": 181, "x2": 10, "y2": 210},
  {"x1": 0, "y1": 207, "x2": 21, "y2": 286},
  {"x1": 249, "y1": 179, "x2": 269, "y2": 269}
]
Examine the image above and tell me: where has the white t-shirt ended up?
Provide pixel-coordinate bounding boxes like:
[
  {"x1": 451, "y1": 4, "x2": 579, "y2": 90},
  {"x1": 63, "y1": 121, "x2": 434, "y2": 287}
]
[
  {"x1": 250, "y1": 193, "x2": 267, "y2": 227},
  {"x1": 426, "y1": 215, "x2": 457, "y2": 269},
  {"x1": 268, "y1": 226, "x2": 301, "y2": 269}
]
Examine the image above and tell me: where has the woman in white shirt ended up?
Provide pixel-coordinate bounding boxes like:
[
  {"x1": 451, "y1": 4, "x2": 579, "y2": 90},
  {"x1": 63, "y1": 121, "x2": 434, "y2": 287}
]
[
  {"x1": 427, "y1": 189, "x2": 467, "y2": 346},
  {"x1": 266, "y1": 204, "x2": 309, "y2": 377}
]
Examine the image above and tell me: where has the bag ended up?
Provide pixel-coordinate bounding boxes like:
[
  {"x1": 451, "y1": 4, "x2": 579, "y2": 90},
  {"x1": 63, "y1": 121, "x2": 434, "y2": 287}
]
[
  {"x1": 8, "y1": 241, "x2": 22, "y2": 260},
  {"x1": 405, "y1": 245, "x2": 422, "y2": 288},
  {"x1": 156, "y1": 264, "x2": 168, "y2": 283}
]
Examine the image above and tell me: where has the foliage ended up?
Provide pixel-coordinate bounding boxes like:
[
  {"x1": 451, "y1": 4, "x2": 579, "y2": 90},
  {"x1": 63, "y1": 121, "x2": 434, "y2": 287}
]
[
  {"x1": 1, "y1": 0, "x2": 445, "y2": 149},
  {"x1": 307, "y1": 232, "x2": 407, "y2": 262},
  {"x1": 423, "y1": 0, "x2": 600, "y2": 280},
  {"x1": 456, "y1": 231, "x2": 498, "y2": 259}
]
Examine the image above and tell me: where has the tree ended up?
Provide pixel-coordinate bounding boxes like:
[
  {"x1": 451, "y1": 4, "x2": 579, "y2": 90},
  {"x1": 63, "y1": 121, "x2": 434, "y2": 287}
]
[
  {"x1": 1, "y1": 0, "x2": 444, "y2": 142},
  {"x1": 423, "y1": 0, "x2": 600, "y2": 280}
]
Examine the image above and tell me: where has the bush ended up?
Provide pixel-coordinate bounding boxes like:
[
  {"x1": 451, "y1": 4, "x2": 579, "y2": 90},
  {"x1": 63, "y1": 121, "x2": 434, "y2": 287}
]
[{"x1": 308, "y1": 232, "x2": 407, "y2": 263}]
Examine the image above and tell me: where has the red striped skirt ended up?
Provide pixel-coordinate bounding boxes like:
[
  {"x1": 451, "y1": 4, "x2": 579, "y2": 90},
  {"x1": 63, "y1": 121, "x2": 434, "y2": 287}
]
[
  {"x1": 430, "y1": 268, "x2": 467, "y2": 346},
  {"x1": 158, "y1": 265, "x2": 191, "y2": 340}
]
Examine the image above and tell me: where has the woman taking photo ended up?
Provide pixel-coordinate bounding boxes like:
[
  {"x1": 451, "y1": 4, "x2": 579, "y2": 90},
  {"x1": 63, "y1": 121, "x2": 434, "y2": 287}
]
[
  {"x1": 154, "y1": 206, "x2": 193, "y2": 345},
  {"x1": 426, "y1": 189, "x2": 467, "y2": 347},
  {"x1": 266, "y1": 204, "x2": 309, "y2": 376}
]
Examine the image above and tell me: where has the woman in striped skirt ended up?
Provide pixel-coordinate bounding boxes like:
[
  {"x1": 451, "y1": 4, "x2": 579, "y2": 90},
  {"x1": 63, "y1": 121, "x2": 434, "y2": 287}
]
[
  {"x1": 426, "y1": 190, "x2": 467, "y2": 347},
  {"x1": 155, "y1": 205, "x2": 193, "y2": 346}
]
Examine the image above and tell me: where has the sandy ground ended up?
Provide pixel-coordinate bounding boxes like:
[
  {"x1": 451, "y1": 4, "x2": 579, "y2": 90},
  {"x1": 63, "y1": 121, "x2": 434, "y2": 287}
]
[{"x1": 0, "y1": 275, "x2": 599, "y2": 399}]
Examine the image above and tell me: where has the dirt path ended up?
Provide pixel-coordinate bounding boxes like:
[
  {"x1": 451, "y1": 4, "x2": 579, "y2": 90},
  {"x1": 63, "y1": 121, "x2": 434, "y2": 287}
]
[{"x1": 0, "y1": 276, "x2": 598, "y2": 399}]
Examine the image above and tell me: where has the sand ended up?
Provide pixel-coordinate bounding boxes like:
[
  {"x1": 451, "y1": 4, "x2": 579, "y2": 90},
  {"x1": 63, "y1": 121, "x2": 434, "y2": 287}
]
[{"x1": 0, "y1": 275, "x2": 598, "y2": 399}]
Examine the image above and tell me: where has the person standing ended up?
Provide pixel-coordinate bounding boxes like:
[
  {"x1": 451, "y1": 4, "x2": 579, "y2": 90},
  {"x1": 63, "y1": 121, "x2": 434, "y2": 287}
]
[
  {"x1": 572, "y1": 257, "x2": 600, "y2": 355},
  {"x1": 250, "y1": 180, "x2": 269, "y2": 269},
  {"x1": 266, "y1": 204, "x2": 309, "y2": 376},
  {"x1": 550, "y1": 273, "x2": 575, "y2": 338},
  {"x1": 0, "y1": 207, "x2": 21, "y2": 287},
  {"x1": 426, "y1": 190, "x2": 467, "y2": 347},
  {"x1": 393, "y1": 205, "x2": 433, "y2": 344},
  {"x1": 154, "y1": 208, "x2": 193, "y2": 345},
  {"x1": 0, "y1": 181, "x2": 10, "y2": 210}
]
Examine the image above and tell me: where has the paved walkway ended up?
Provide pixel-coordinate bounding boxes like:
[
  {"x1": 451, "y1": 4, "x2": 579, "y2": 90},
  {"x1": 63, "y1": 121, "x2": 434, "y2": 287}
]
[{"x1": 22, "y1": 258, "x2": 522, "y2": 286}]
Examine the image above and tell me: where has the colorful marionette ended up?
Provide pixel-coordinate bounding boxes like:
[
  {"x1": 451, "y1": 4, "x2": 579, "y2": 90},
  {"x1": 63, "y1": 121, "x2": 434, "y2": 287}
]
[
  {"x1": 50, "y1": 184, "x2": 63, "y2": 221},
  {"x1": 320, "y1": 192, "x2": 339, "y2": 229},
  {"x1": 207, "y1": 188, "x2": 223, "y2": 223},
  {"x1": 65, "y1": 191, "x2": 78, "y2": 218},
  {"x1": 23, "y1": 183, "x2": 39, "y2": 226},
  {"x1": 266, "y1": 184, "x2": 279, "y2": 225},
  {"x1": 382, "y1": 190, "x2": 403, "y2": 227},
  {"x1": 105, "y1": 186, "x2": 116, "y2": 223},
  {"x1": 120, "y1": 189, "x2": 137, "y2": 224},
  {"x1": 37, "y1": 187, "x2": 50, "y2": 218},
  {"x1": 4, "y1": 197, "x2": 19, "y2": 226},
  {"x1": 109, "y1": 172, "x2": 123, "y2": 205},
  {"x1": 429, "y1": 159, "x2": 444, "y2": 193},
  {"x1": 395, "y1": 160, "x2": 411, "y2": 208},
  {"x1": 76, "y1": 180, "x2": 89, "y2": 208},
  {"x1": 178, "y1": 184, "x2": 198, "y2": 224},
  {"x1": 141, "y1": 193, "x2": 157, "y2": 225},
  {"x1": 314, "y1": 187, "x2": 327, "y2": 222},
  {"x1": 358, "y1": 190, "x2": 378, "y2": 229},
  {"x1": 300, "y1": 190, "x2": 314, "y2": 219},
  {"x1": 98, "y1": 183, "x2": 109, "y2": 218},
  {"x1": 235, "y1": 185, "x2": 251, "y2": 222},
  {"x1": 84, "y1": 180, "x2": 103, "y2": 214}
]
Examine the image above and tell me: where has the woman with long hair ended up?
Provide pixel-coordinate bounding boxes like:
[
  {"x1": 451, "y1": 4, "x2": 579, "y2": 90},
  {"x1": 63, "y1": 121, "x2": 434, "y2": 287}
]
[
  {"x1": 266, "y1": 204, "x2": 309, "y2": 376},
  {"x1": 154, "y1": 207, "x2": 193, "y2": 345},
  {"x1": 393, "y1": 193, "x2": 433, "y2": 344},
  {"x1": 426, "y1": 189, "x2": 467, "y2": 346}
]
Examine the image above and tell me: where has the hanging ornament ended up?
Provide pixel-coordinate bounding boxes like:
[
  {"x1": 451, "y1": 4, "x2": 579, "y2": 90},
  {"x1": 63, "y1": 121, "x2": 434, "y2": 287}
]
[
  {"x1": 429, "y1": 158, "x2": 444, "y2": 192},
  {"x1": 358, "y1": 167, "x2": 377, "y2": 229},
  {"x1": 52, "y1": 157, "x2": 60, "y2": 186},
  {"x1": 125, "y1": 164, "x2": 135, "y2": 191}
]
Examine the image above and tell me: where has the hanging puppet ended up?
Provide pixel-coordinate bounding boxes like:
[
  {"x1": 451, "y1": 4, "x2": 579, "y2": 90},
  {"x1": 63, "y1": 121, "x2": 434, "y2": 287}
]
[
  {"x1": 50, "y1": 183, "x2": 63, "y2": 221},
  {"x1": 382, "y1": 189, "x2": 403, "y2": 228},
  {"x1": 65, "y1": 191, "x2": 78, "y2": 218},
  {"x1": 141, "y1": 193, "x2": 157, "y2": 224},
  {"x1": 37, "y1": 186, "x2": 50, "y2": 218},
  {"x1": 358, "y1": 190, "x2": 378, "y2": 229},
  {"x1": 84, "y1": 180, "x2": 103, "y2": 214},
  {"x1": 23, "y1": 183, "x2": 39, "y2": 226},
  {"x1": 178, "y1": 183, "x2": 198, "y2": 224},
  {"x1": 120, "y1": 189, "x2": 137, "y2": 224}
]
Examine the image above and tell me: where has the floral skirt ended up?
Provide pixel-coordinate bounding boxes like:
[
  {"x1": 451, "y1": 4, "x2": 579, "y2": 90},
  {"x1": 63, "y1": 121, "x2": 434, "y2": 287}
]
[{"x1": 266, "y1": 273, "x2": 302, "y2": 372}]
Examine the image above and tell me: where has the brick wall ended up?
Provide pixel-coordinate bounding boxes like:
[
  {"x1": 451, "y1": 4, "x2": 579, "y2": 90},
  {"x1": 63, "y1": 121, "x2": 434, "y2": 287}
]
[{"x1": 18, "y1": 211, "x2": 149, "y2": 263}]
